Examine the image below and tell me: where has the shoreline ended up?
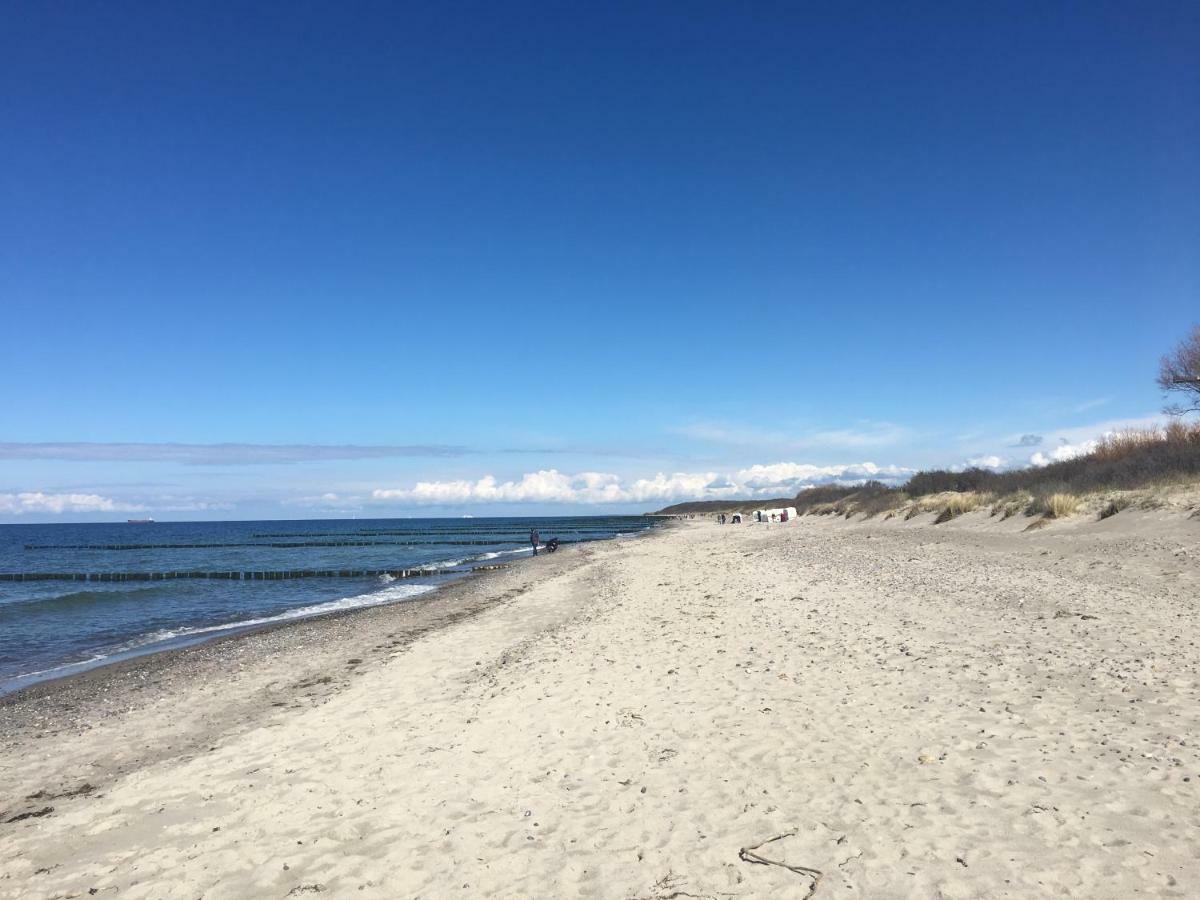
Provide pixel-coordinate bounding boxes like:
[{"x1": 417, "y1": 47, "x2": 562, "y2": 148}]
[
  {"x1": 0, "y1": 532, "x2": 658, "y2": 819},
  {"x1": 0, "y1": 525, "x2": 657, "y2": 701},
  {"x1": 0, "y1": 564, "x2": 488, "y2": 705},
  {"x1": 0, "y1": 568, "x2": 476, "y2": 699}
]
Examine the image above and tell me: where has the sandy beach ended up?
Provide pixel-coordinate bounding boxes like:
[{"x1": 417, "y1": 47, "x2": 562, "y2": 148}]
[{"x1": 2, "y1": 512, "x2": 1198, "y2": 899}]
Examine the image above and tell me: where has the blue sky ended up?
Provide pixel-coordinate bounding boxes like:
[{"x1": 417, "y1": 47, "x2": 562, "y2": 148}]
[{"x1": 2, "y1": 1, "x2": 1197, "y2": 520}]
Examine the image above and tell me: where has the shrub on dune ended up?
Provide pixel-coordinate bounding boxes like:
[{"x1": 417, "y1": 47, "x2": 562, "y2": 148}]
[
  {"x1": 1029, "y1": 492, "x2": 1080, "y2": 519},
  {"x1": 1098, "y1": 497, "x2": 1130, "y2": 520},
  {"x1": 856, "y1": 493, "x2": 907, "y2": 519},
  {"x1": 900, "y1": 422, "x2": 1200, "y2": 502}
]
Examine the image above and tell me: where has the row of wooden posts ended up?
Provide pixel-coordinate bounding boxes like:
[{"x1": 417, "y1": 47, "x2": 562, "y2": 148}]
[{"x1": 0, "y1": 563, "x2": 509, "y2": 582}]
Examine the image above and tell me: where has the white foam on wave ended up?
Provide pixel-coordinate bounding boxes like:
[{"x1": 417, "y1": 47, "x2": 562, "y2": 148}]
[
  {"x1": 139, "y1": 581, "x2": 437, "y2": 645},
  {"x1": 479, "y1": 546, "x2": 534, "y2": 561},
  {"x1": 424, "y1": 547, "x2": 528, "y2": 568},
  {"x1": 8, "y1": 652, "x2": 111, "y2": 684}
]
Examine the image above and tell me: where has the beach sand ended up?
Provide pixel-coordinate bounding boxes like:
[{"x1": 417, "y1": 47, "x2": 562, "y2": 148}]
[{"x1": 1, "y1": 511, "x2": 1198, "y2": 898}]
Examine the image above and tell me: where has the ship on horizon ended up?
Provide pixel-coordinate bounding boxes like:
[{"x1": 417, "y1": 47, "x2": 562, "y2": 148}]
[{"x1": 126, "y1": 518, "x2": 155, "y2": 524}]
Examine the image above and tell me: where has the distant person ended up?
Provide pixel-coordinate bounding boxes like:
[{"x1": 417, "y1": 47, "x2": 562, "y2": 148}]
[{"x1": 530, "y1": 527, "x2": 540, "y2": 556}]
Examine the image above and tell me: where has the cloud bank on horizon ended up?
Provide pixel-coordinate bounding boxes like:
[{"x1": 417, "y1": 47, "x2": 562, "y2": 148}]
[
  {"x1": 371, "y1": 461, "x2": 915, "y2": 507},
  {"x1": 0, "y1": 414, "x2": 1171, "y2": 517},
  {"x1": 0, "y1": 492, "x2": 146, "y2": 515},
  {"x1": 1, "y1": 460, "x2": 919, "y2": 517}
]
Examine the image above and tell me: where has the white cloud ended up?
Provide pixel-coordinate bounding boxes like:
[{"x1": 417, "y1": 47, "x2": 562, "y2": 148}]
[
  {"x1": 735, "y1": 461, "x2": 913, "y2": 491},
  {"x1": 373, "y1": 469, "x2": 696, "y2": 505},
  {"x1": 1030, "y1": 440, "x2": 1098, "y2": 467},
  {"x1": 625, "y1": 472, "x2": 736, "y2": 503},
  {"x1": 0, "y1": 492, "x2": 146, "y2": 515},
  {"x1": 965, "y1": 455, "x2": 1006, "y2": 469}
]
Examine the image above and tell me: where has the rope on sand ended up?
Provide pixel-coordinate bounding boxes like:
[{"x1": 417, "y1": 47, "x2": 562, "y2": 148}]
[{"x1": 738, "y1": 831, "x2": 823, "y2": 898}]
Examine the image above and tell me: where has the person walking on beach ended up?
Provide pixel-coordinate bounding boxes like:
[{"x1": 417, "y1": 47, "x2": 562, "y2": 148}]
[{"x1": 530, "y1": 527, "x2": 540, "y2": 556}]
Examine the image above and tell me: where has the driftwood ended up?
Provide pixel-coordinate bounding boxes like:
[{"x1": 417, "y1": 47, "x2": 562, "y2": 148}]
[{"x1": 738, "y1": 831, "x2": 823, "y2": 899}]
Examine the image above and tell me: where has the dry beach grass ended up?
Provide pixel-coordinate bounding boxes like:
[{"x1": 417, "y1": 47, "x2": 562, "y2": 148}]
[{"x1": 1, "y1": 510, "x2": 1198, "y2": 898}]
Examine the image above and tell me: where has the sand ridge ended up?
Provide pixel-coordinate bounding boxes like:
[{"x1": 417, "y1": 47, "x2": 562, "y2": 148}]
[{"x1": 1, "y1": 513, "x2": 1197, "y2": 898}]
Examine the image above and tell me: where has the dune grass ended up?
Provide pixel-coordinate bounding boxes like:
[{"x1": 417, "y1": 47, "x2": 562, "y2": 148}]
[
  {"x1": 895, "y1": 491, "x2": 994, "y2": 523},
  {"x1": 934, "y1": 492, "x2": 991, "y2": 523},
  {"x1": 990, "y1": 491, "x2": 1034, "y2": 520}
]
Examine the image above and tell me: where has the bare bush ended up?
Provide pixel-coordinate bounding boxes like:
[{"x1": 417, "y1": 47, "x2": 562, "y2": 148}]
[
  {"x1": 1098, "y1": 498, "x2": 1130, "y2": 520},
  {"x1": 1158, "y1": 325, "x2": 1200, "y2": 416},
  {"x1": 897, "y1": 423, "x2": 1200, "y2": 500},
  {"x1": 793, "y1": 484, "x2": 868, "y2": 514}
]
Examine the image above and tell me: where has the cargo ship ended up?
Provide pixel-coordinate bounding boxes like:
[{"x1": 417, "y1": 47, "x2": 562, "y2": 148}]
[{"x1": 126, "y1": 518, "x2": 155, "y2": 524}]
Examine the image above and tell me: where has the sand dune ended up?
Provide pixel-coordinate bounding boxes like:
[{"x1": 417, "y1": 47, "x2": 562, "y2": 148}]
[{"x1": 1, "y1": 511, "x2": 1197, "y2": 898}]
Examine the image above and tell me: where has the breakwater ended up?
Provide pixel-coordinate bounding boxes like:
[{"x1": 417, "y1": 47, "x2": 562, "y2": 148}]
[
  {"x1": 1, "y1": 515, "x2": 655, "y2": 689},
  {"x1": 24, "y1": 540, "x2": 563, "y2": 550},
  {"x1": 0, "y1": 563, "x2": 508, "y2": 582}
]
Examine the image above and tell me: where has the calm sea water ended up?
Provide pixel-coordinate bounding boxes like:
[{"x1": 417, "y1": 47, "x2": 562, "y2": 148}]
[{"x1": 0, "y1": 516, "x2": 654, "y2": 694}]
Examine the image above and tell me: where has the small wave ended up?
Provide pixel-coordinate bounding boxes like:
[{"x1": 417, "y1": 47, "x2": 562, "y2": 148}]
[
  {"x1": 478, "y1": 547, "x2": 534, "y2": 561},
  {"x1": 426, "y1": 547, "x2": 536, "y2": 568},
  {"x1": 7, "y1": 653, "x2": 112, "y2": 685},
  {"x1": 0, "y1": 585, "x2": 173, "y2": 619},
  {"x1": 4, "y1": 582, "x2": 436, "y2": 689},
  {"x1": 136, "y1": 582, "x2": 437, "y2": 644}
]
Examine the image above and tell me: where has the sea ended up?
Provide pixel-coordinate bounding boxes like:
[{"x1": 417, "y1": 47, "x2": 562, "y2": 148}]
[{"x1": 0, "y1": 516, "x2": 655, "y2": 695}]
